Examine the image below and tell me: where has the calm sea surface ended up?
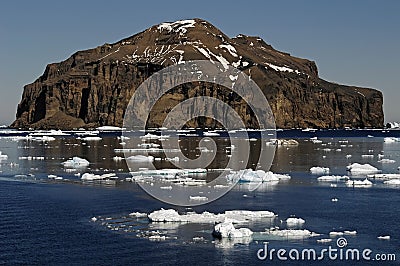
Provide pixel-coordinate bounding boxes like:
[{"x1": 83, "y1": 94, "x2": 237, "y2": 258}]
[{"x1": 0, "y1": 129, "x2": 399, "y2": 265}]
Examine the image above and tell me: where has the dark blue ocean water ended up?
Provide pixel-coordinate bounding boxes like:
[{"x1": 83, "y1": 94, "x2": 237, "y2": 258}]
[{"x1": 0, "y1": 129, "x2": 399, "y2": 265}]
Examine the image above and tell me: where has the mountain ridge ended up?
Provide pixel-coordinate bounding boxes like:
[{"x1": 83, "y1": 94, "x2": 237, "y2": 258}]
[{"x1": 11, "y1": 18, "x2": 383, "y2": 129}]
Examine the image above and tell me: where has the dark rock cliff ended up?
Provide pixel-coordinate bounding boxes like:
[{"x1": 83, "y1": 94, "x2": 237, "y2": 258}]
[{"x1": 11, "y1": 19, "x2": 384, "y2": 129}]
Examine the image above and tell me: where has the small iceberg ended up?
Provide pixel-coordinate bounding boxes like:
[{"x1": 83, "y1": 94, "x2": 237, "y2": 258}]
[
  {"x1": 227, "y1": 169, "x2": 290, "y2": 183},
  {"x1": 128, "y1": 212, "x2": 148, "y2": 218},
  {"x1": 346, "y1": 163, "x2": 380, "y2": 175},
  {"x1": 212, "y1": 221, "x2": 253, "y2": 239},
  {"x1": 345, "y1": 178, "x2": 373, "y2": 187},
  {"x1": 384, "y1": 137, "x2": 399, "y2": 143},
  {"x1": 82, "y1": 136, "x2": 102, "y2": 141},
  {"x1": 344, "y1": 230, "x2": 357, "y2": 235},
  {"x1": 378, "y1": 158, "x2": 396, "y2": 163},
  {"x1": 317, "y1": 175, "x2": 349, "y2": 182},
  {"x1": 329, "y1": 231, "x2": 344, "y2": 237},
  {"x1": 148, "y1": 208, "x2": 276, "y2": 223},
  {"x1": 97, "y1": 126, "x2": 122, "y2": 131},
  {"x1": 317, "y1": 238, "x2": 332, "y2": 243},
  {"x1": 62, "y1": 157, "x2": 90, "y2": 168},
  {"x1": 310, "y1": 167, "x2": 330, "y2": 175},
  {"x1": 81, "y1": 173, "x2": 117, "y2": 181},
  {"x1": 286, "y1": 217, "x2": 305, "y2": 227},
  {"x1": 127, "y1": 155, "x2": 154, "y2": 162},
  {"x1": 263, "y1": 228, "x2": 320, "y2": 239},
  {"x1": 189, "y1": 196, "x2": 208, "y2": 201}
]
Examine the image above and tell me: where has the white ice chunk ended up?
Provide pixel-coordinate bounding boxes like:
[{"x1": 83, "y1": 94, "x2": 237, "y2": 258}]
[
  {"x1": 384, "y1": 137, "x2": 400, "y2": 143},
  {"x1": 213, "y1": 221, "x2": 253, "y2": 239},
  {"x1": 345, "y1": 178, "x2": 373, "y2": 187},
  {"x1": 310, "y1": 167, "x2": 330, "y2": 175},
  {"x1": 227, "y1": 169, "x2": 290, "y2": 183},
  {"x1": 265, "y1": 228, "x2": 320, "y2": 239},
  {"x1": 81, "y1": 173, "x2": 116, "y2": 181},
  {"x1": 148, "y1": 208, "x2": 275, "y2": 223},
  {"x1": 344, "y1": 230, "x2": 357, "y2": 235},
  {"x1": 317, "y1": 238, "x2": 332, "y2": 243},
  {"x1": 189, "y1": 196, "x2": 208, "y2": 201},
  {"x1": 128, "y1": 212, "x2": 148, "y2": 217},
  {"x1": 329, "y1": 231, "x2": 344, "y2": 237},
  {"x1": 378, "y1": 158, "x2": 396, "y2": 163},
  {"x1": 127, "y1": 155, "x2": 154, "y2": 162},
  {"x1": 97, "y1": 126, "x2": 122, "y2": 131},
  {"x1": 113, "y1": 156, "x2": 124, "y2": 161},
  {"x1": 62, "y1": 157, "x2": 90, "y2": 168},
  {"x1": 346, "y1": 163, "x2": 380, "y2": 174},
  {"x1": 286, "y1": 217, "x2": 305, "y2": 227}
]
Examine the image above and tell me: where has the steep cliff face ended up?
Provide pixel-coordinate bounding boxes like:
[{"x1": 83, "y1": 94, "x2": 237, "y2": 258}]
[{"x1": 11, "y1": 18, "x2": 383, "y2": 129}]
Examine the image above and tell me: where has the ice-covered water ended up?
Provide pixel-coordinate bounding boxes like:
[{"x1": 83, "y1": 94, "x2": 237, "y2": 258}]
[{"x1": 0, "y1": 129, "x2": 400, "y2": 265}]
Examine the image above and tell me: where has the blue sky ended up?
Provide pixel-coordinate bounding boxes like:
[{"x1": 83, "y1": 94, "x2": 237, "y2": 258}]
[{"x1": 0, "y1": 0, "x2": 399, "y2": 125}]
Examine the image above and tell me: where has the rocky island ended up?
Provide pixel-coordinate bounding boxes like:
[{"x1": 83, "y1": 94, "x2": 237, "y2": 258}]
[{"x1": 11, "y1": 18, "x2": 384, "y2": 129}]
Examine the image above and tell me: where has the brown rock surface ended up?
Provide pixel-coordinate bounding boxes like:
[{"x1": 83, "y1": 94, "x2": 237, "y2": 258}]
[{"x1": 11, "y1": 18, "x2": 383, "y2": 129}]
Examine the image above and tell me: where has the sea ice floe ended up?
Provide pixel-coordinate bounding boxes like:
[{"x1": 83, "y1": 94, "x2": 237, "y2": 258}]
[
  {"x1": 148, "y1": 208, "x2": 276, "y2": 223},
  {"x1": 31, "y1": 136, "x2": 56, "y2": 141},
  {"x1": 263, "y1": 228, "x2": 320, "y2": 239},
  {"x1": 212, "y1": 221, "x2": 253, "y2": 239},
  {"x1": 345, "y1": 178, "x2": 373, "y2": 187},
  {"x1": 378, "y1": 159, "x2": 396, "y2": 163},
  {"x1": 346, "y1": 163, "x2": 380, "y2": 174},
  {"x1": 97, "y1": 126, "x2": 122, "y2": 131},
  {"x1": 317, "y1": 175, "x2": 349, "y2": 182},
  {"x1": 62, "y1": 157, "x2": 90, "y2": 168},
  {"x1": 344, "y1": 230, "x2": 357, "y2": 235},
  {"x1": 286, "y1": 217, "x2": 305, "y2": 227},
  {"x1": 367, "y1": 173, "x2": 400, "y2": 179},
  {"x1": 81, "y1": 173, "x2": 117, "y2": 181},
  {"x1": 128, "y1": 212, "x2": 148, "y2": 217},
  {"x1": 384, "y1": 137, "x2": 400, "y2": 143},
  {"x1": 310, "y1": 167, "x2": 330, "y2": 175},
  {"x1": 126, "y1": 155, "x2": 154, "y2": 162},
  {"x1": 81, "y1": 136, "x2": 102, "y2": 141},
  {"x1": 329, "y1": 231, "x2": 344, "y2": 237},
  {"x1": 113, "y1": 156, "x2": 124, "y2": 161},
  {"x1": 310, "y1": 137, "x2": 323, "y2": 144},
  {"x1": 189, "y1": 196, "x2": 208, "y2": 201},
  {"x1": 227, "y1": 169, "x2": 290, "y2": 183},
  {"x1": 361, "y1": 154, "x2": 374, "y2": 158}
]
